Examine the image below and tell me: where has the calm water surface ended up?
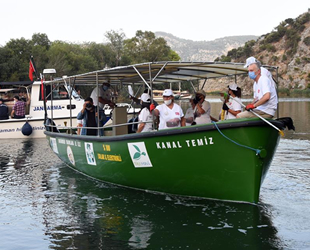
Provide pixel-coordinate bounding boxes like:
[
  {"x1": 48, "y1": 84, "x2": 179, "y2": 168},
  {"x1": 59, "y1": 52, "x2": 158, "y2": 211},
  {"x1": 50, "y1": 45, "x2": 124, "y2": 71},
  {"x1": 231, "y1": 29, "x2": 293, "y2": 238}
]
[{"x1": 0, "y1": 99, "x2": 309, "y2": 249}]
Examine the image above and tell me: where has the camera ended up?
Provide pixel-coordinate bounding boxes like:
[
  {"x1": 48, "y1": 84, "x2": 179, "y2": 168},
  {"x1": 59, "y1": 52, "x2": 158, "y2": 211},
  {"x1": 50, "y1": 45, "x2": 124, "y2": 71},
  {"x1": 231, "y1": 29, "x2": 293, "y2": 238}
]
[
  {"x1": 193, "y1": 96, "x2": 201, "y2": 104},
  {"x1": 86, "y1": 103, "x2": 93, "y2": 109}
]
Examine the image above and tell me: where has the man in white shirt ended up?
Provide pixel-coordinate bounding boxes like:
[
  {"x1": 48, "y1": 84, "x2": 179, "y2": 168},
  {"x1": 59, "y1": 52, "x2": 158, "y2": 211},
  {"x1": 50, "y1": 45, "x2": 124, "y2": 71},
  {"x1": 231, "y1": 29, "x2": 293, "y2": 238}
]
[
  {"x1": 237, "y1": 59, "x2": 278, "y2": 118},
  {"x1": 244, "y1": 57, "x2": 276, "y2": 88},
  {"x1": 90, "y1": 82, "x2": 115, "y2": 109}
]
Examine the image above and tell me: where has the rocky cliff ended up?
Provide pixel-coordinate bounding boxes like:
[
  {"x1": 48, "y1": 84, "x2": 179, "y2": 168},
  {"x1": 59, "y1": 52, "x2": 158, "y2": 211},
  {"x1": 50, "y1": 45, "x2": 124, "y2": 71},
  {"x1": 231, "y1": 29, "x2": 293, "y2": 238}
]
[{"x1": 158, "y1": 10, "x2": 310, "y2": 95}]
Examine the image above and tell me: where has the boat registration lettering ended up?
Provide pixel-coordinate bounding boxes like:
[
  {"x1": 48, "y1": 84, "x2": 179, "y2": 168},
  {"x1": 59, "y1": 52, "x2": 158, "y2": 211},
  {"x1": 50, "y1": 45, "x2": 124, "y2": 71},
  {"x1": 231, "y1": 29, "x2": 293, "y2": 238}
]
[
  {"x1": 58, "y1": 138, "x2": 81, "y2": 147},
  {"x1": 33, "y1": 105, "x2": 63, "y2": 111},
  {"x1": 102, "y1": 144, "x2": 111, "y2": 151},
  {"x1": 156, "y1": 137, "x2": 214, "y2": 149},
  {"x1": 98, "y1": 154, "x2": 122, "y2": 162},
  {"x1": 156, "y1": 141, "x2": 182, "y2": 149},
  {"x1": 185, "y1": 137, "x2": 214, "y2": 147}
]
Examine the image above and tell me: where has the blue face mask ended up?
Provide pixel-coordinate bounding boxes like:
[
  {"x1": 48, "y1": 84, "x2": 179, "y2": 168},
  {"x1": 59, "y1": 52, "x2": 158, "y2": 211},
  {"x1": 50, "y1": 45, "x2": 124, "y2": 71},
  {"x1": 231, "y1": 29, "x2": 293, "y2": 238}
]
[
  {"x1": 248, "y1": 71, "x2": 257, "y2": 80},
  {"x1": 102, "y1": 85, "x2": 108, "y2": 91}
]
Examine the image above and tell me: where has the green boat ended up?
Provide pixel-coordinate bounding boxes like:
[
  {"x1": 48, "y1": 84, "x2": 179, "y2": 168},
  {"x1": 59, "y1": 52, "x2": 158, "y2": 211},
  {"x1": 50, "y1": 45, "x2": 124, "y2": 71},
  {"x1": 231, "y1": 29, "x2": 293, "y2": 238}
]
[{"x1": 43, "y1": 61, "x2": 291, "y2": 203}]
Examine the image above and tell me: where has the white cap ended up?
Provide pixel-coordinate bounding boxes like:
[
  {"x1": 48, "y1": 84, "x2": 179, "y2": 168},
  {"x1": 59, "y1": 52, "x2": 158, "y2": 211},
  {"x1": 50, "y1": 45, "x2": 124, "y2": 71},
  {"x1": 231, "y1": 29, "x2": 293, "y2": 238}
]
[
  {"x1": 228, "y1": 83, "x2": 238, "y2": 91},
  {"x1": 163, "y1": 89, "x2": 174, "y2": 96},
  {"x1": 244, "y1": 56, "x2": 258, "y2": 68},
  {"x1": 140, "y1": 93, "x2": 150, "y2": 103}
]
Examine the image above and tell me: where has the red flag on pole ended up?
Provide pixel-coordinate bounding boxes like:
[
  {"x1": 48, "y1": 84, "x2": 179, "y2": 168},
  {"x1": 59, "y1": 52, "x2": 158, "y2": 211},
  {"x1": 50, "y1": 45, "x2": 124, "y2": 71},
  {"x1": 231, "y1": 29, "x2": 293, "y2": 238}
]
[{"x1": 29, "y1": 58, "x2": 36, "y2": 81}]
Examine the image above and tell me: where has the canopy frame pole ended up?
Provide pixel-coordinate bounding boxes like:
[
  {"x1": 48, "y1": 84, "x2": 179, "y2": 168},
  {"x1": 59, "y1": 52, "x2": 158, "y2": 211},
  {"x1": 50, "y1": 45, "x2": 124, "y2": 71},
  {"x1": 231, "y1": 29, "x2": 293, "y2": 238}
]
[{"x1": 95, "y1": 72, "x2": 100, "y2": 136}]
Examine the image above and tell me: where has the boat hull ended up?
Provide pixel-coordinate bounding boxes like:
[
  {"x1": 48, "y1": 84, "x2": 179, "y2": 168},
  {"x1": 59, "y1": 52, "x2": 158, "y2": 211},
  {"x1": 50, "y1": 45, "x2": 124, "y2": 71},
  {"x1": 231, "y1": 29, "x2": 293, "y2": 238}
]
[
  {"x1": 45, "y1": 119, "x2": 282, "y2": 203},
  {"x1": 0, "y1": 117, "x2": 77, "y2": 139}
]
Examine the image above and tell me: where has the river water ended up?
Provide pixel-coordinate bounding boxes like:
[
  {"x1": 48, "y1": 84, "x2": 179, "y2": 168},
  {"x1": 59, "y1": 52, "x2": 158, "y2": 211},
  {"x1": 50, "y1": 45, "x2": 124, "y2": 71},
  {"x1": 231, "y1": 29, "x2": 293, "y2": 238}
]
[{"x1": 0, "y1": 98, "x2": 309, "y2": 250}]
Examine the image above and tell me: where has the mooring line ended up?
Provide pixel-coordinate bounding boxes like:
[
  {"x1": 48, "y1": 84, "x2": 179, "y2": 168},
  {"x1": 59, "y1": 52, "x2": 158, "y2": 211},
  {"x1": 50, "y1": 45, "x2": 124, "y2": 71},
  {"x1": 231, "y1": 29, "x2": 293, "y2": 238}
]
[{"x1": 212, "y1": 121, "x2": 261, "y2": 156}]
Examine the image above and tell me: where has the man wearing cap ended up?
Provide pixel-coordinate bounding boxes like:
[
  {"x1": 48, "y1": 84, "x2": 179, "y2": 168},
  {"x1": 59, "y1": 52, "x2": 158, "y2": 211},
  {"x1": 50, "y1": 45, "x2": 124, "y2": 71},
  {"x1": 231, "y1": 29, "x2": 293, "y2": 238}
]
[
  {"x1": 222, "y1": 83, "x2": 242, "y2": 120},
  {"x1": 237, "y1": 58, "x2": 278, "y2": 119},
  {"x1": 153, "y1": 89, "x2": 185, "y2": 130},
  {"x1": 244, "y1": 57, "x2": 276, "y2": 88},
  {"x1": 193, "y1": 89, "x2": 215, "y2": 124},
  {"x1": 90, "y1": 82, "x2": 115, "y2": 110},
  {"x1": 0, "y1": 98, "x2": 9, "y2": 120}
]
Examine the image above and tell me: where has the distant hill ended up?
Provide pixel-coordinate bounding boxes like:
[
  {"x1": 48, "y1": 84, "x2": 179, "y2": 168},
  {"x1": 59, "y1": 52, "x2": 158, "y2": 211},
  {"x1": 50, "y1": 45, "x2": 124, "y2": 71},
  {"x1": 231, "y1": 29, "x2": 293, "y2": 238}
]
[
  {"x1": 156, "y1": 9, "x2": 310, "y2": 94},
  {"x1": 155, "y1": 32, "x2": 258, "y2": 61}
]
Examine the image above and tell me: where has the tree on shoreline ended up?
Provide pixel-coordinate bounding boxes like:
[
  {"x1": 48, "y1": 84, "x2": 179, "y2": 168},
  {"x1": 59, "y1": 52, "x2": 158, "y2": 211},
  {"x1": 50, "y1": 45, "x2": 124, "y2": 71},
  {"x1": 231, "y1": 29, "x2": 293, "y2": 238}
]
[{"x1": 0, "y1": 30, "x2": 180, "y2": 82}]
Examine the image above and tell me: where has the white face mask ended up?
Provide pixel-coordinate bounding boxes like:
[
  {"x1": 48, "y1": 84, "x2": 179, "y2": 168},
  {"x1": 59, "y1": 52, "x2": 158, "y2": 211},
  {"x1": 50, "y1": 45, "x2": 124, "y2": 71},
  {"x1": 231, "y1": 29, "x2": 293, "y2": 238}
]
[{"x1": 164, "y1": 99, "x2": 172, "y2": 106}]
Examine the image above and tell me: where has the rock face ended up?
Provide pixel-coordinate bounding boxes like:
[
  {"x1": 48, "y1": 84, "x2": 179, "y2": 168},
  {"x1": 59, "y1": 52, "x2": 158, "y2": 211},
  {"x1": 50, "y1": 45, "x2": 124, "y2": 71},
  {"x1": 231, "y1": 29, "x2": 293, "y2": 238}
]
[{"x1": 157, "y1": 10, "x2": 310, "y2": 95}]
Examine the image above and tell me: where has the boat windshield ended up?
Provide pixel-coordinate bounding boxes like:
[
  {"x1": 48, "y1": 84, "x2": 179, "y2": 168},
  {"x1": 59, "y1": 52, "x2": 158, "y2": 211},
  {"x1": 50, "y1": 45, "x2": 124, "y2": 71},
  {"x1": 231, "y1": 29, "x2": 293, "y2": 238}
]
[{"x1": 65, "y1": 85, "x2": 81, "y2": 100}]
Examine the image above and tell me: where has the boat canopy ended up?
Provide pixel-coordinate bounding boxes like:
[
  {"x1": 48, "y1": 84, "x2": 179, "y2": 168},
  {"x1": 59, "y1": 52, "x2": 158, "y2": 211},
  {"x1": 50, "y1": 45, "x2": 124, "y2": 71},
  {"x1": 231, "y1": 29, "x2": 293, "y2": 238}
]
[{"x1": 46, "y1": 61, "x2": 278, "y2": 87}]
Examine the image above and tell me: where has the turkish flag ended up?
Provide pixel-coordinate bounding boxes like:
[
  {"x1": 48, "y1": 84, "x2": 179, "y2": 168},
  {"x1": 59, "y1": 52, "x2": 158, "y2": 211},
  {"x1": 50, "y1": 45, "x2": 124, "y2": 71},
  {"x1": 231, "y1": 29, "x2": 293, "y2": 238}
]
[{"x1": 29, "y1": 59, "x2": 35, "y2": 81}]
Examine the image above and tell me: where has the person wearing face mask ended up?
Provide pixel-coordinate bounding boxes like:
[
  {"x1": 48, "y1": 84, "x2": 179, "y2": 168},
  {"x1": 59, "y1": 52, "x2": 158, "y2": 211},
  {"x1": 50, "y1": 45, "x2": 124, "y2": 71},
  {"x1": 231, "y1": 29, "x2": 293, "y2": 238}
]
[
  {"x1": 192, "y1": 90, "x2": 217, "y2": 125},
  {"x1": 236, "y1": 59, "x2": 278, "y2": 119},
  {"x1": 244, "y1": 56, "x2": 277, "y2": 88},
  {"x1": 77, "y1": 97, "x2": 105, "y2": 136},
  {"x1": 90, "y1": 82, "x2": 116, "y2": 110},
  {"x1": 153, "y1": 89, "x2": 185, "y2": 130}
]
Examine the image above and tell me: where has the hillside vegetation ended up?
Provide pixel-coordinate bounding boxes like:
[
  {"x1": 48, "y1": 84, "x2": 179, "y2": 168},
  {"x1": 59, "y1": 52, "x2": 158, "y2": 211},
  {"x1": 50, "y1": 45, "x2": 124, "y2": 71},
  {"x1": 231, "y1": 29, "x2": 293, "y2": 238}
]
[
  {"x1": 157, "y1": 10, "x2": 310, "y2": 96},
  {"x1": 214, "y1": 10, "x2": 310, "y2": 95}
]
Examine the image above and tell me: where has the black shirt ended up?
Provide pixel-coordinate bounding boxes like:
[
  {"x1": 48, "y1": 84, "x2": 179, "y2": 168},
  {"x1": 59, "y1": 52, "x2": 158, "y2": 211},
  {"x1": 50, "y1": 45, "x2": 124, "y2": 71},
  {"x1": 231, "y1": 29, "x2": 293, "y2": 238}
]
[
  {"x1": 0, "y1": 104, "x2": 9, "y2": 120},
  {"x1": 86, "y1": 109, "x2": 97, "y2": 136}
]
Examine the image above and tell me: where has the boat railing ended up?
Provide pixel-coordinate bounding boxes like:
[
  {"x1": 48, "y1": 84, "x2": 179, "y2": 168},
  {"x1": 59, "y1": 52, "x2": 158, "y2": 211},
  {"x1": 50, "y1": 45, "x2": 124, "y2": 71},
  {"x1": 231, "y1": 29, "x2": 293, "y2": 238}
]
[{"x1": 44, "y1": 119, "x2": 152, "y2": 135}]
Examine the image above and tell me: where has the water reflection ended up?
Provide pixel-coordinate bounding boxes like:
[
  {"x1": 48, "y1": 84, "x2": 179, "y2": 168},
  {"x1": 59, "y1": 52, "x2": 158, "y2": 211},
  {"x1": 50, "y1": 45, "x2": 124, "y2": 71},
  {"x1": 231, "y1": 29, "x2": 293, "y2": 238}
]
[
  {"x1": 41, "y1": 164, "x2": 283, "y2": 250},
  {"x1": 0, "y1": 138, "x2": 283, "y2": 249}
]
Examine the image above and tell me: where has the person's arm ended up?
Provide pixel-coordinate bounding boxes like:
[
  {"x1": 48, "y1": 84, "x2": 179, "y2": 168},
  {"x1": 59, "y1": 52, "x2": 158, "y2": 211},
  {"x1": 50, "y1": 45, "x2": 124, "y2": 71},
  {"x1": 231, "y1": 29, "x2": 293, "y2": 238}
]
[
  {"x1": 253, "y1": 92, "x2": 270, "y2": 108},
  {"x1": 153, "y1": 108, "x2": 159, "y2": 117},
  {"x1": 227, "y1": 109, "x2": 241, "y2": 117},
  {"x1": 137, "y1": 123, "x2": 145, "y2": 133},
  {"x1": 129, "y1": 95, "x2": 141, "y2": 105},
  {"x1": 181, "y1": 117, "x2": 186, "y2": 127},
  {"x1": 98, "y1": 97, "x2": 115, "y2": 107},
  {"x1": 185, "y1": 116, "x2": 194, "y2": 124},
  {"x1": 11, "y1": 104, "x2": 15, "y2": 117},
  {"x1": 77, "y1": 104, "x2": 87, "y2": 119},
  {"x1": 196, "y1": 103, "x2": 205, "y2": 114}
]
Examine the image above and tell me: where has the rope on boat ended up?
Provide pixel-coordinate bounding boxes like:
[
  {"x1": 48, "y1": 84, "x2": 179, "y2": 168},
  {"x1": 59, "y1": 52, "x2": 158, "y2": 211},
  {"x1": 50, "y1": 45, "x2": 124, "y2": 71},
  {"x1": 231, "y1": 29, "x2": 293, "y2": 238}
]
[{"x1": 212, "y1": 121, "x2": 262, "y2": 156}]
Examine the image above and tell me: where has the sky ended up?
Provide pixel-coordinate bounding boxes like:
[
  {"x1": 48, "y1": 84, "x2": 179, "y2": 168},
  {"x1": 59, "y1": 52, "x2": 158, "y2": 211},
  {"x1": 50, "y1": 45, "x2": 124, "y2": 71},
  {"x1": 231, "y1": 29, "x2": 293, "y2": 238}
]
[{"x1": 0, "y1": 0, "x2": 309, "y2": 46}]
